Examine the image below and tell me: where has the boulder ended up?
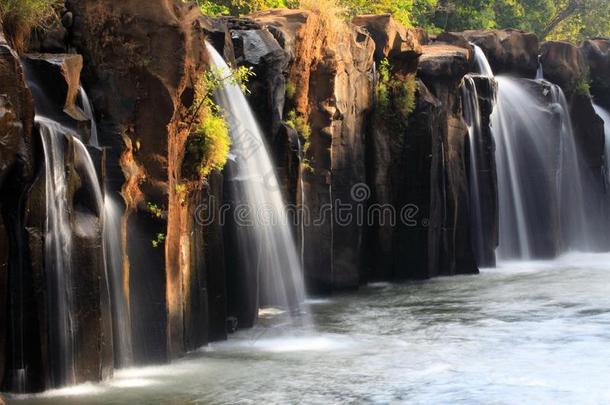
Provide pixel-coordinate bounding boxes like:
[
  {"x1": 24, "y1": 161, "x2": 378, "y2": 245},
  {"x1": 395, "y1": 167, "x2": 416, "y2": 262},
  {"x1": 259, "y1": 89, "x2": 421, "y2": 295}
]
[
  {"x1": 416, "y1": 42, "x2": 479, "y2": 276},
  {"x1": 352, "y1": 14, "x2": 422, "y2": 69},
  {"x1": 581, "y1": 39, "x2": 610, "y2": 109},
  {"x1": 459, "y1": 29, "x2": 540, "y2": 77},
  {"x1": 418, "y1": 44, "x2": 472, "y2": 79},
  {"x1": 540, "y1": 41, "x2": 587, "y2": 94}
]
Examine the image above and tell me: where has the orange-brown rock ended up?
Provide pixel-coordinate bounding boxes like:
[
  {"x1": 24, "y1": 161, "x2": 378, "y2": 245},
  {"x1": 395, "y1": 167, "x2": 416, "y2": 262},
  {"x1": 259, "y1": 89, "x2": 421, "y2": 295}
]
[
  {"x1": 66, "y1": 0, "x2": 224, "y2": 363},
  {"x1": 540, "y1": 41, "x2": 587, "y2": 94}
]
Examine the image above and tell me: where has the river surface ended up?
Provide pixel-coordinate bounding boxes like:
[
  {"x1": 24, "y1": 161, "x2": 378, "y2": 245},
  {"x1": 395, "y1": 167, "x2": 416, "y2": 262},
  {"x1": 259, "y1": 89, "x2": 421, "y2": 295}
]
[{"x1": 10, "y1": 253, "x2": 610, "y2": 404}]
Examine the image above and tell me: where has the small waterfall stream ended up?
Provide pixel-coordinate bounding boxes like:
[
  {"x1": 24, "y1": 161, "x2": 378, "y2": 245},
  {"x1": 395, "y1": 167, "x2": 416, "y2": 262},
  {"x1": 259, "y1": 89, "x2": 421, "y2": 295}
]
[
  {"x1": 592, "y1": 104, "x2": 610, "y2": 185},
  {"x1": 205, "y1": 43, "x2": 307, "y2": 318},
  {"x1": 469, "y1": 46, "x2": 594, "y2": 260}
]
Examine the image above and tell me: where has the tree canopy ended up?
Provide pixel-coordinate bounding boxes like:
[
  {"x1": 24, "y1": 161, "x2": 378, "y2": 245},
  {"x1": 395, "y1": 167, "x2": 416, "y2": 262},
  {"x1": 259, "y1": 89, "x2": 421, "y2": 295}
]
[{"x1": 192, "y1": 0, "x2": 610, "y2": 42}]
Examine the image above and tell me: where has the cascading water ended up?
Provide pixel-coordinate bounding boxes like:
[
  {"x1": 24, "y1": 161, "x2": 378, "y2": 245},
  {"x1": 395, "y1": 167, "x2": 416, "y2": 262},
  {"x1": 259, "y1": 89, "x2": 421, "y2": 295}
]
[
  {"x1": 205, "y1": 43, "x2": 307, "y2": 317},
  {"x1": 78, "y1": 86, "x2": 99, "y2": 147},
  {"x1": 462, "y1": 45, "x2": 495, "y2": 265},
  {"x1": 462, "y1": 76, "x2": 486, "y2": 265},
  {"x1": 592, "y1": 104, "x2": 610, "y2": 185},
  {"x1": 469, "y1": 46, "x2": 594, "y2": 260}
]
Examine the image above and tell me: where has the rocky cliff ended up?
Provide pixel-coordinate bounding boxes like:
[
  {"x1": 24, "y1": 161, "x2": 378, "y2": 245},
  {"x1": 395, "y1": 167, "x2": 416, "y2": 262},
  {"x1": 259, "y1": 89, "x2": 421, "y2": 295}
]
[{"x1": 1, "y1": 1, "x2": 610, "y2": 393}]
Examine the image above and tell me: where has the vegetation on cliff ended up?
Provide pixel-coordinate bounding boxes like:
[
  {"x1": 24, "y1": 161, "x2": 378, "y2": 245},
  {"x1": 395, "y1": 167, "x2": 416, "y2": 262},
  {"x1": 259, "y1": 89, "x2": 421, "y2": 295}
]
[
  {"x1": 377, "y1": 58, "x2": 417, "y2": 128},
  {"x1": 192, "y1": 0, "x2": 610, "y2": 42},
  {"x1": 0, "y1": 0, "x2": 60, "y2": 51},
  {"x1": 184, "y1": 64, "x2": 253, "y2": 180}
]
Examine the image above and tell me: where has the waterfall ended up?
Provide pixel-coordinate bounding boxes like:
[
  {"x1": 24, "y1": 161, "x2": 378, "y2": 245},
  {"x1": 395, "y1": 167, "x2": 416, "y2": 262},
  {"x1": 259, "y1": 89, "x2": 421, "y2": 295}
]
[
  {"x1": 593, "y1": 104, "x2": 610, "y2": 186},
  {"x1": 491, "y1": 77, "x2": 591, "y2": 259},
  {"x1": 536, "y1": 55, "x2": 544, "y2": 80},
  {"x1": 38, "y1": 118, "x2": 77, "y2": 387},
  {"x1": 104, "y1": 197, "x2": 133, "y2": 367},
  {"x1": 462, "y1": 44, "x2": 495, "y2": 265},
  {"x1": 78, "y1": 86, "x2": 99, "y2": 147},
  {"x1": 205, "y1": 43, "x2": 307, "y2": 317},
  {"x1": 472, "y1": 44, "x2": 494, "y2": 77},
  {"x1": 461, "y1": 76, "x2": 486, "y2": 265}
]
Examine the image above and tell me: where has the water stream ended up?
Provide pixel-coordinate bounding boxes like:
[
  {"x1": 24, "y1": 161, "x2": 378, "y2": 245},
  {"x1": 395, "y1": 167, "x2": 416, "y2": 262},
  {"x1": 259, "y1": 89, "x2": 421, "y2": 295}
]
[
  {"x1": 10, "y1": 252, "x2": 610, "y2": 404},
  {"x1": 205, "y1": 43, "x2": 307, "y2": 317}
]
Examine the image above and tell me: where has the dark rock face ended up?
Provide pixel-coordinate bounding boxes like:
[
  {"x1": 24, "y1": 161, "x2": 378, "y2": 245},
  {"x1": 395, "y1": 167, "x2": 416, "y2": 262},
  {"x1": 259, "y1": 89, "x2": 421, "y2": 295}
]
[
  {"x1": 581, "y1": 39, "x2": 610, "y2": 109},
  {"x1": 352, "y1": 14, "x2": 422, "y2": 68},
  {"x1": 417, "y1": 43, "x2": 479, "y2": 276},
  {"x1": 249, "y1": 9, "x2": 376, "y2": 291},
  {"x1": 65, "y1": 0, "x2": 224, "y2": 363},
  {"x1": 458, "y1": 29, "x2": 539, "y2": 77},
  {"x1": 540, "y1": 41, "x2": 587, "y2": 94},
  {"x1": 466, "y1": 75, "x2": 498, "y2": 267},
  {"x1": 0, "y1": 31, "x2": 37, "y2": 391}
]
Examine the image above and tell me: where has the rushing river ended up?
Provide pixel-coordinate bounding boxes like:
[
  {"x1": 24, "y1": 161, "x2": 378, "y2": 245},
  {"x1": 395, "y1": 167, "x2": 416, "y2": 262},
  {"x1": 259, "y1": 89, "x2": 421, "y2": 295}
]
[{"x1": 11, "y1": 253, "x2": 610, "y2": 404}]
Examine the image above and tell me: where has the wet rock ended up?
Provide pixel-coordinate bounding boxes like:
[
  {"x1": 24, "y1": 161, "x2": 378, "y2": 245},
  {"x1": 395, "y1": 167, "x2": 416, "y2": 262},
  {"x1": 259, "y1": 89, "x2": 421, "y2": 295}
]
[
  {"x1": 22, "y1": 54, "x2": 84, "y2": 122},
  {"x1": 457, "y1": 29, "x2": 540, "y2": 77}
]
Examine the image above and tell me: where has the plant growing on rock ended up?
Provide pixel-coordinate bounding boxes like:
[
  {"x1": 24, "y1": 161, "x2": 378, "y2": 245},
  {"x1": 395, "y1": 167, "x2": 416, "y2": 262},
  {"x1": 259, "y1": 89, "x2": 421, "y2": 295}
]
[
  {"x1": 574, "y1": 74, "x2": 591, "y2": 96},
  {"x1": 285, "y1": 109, "x2": 315, "y2": 173},
  {"x1": 184, "y1": 64, "x2": 254, "y2": 180},
  {"x1": 0, "y1": 0, "x2": 61, "y2": 52},
  {"x1": 377, "y1": 58, "x2": 417, "y2": 129}
]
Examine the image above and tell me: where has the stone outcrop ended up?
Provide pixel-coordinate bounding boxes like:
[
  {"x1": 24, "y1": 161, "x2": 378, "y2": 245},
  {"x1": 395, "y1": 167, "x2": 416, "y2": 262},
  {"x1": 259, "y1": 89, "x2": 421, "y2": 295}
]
[
  {"x1": 540, "y1": 41, "x2": 588, "y2": 94},
  {"x1": 65, "y1": 0, "x2": 225, "y2": 365},
  {"x1": 0, "y1": 31, "x2": 36, "y2": 391},
  {"x1": 454, "y1": 29, "x2": 539, "y2": 77},
  {"x1": 416, "y1": 43, "x2": 479, "y2": 276},
  {"x1": 581, "y1": 39, "x2": 610, "y2": 110},
  {"x1": 246, "y1": 9, "x2": 376, "y2": 292},
  {"x1": 352, "y1": 14, "x2": 422, "y2": 68}
]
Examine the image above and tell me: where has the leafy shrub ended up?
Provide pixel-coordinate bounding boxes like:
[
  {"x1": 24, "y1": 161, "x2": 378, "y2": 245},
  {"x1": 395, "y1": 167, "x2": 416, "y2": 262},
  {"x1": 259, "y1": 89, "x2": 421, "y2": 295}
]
[
  {"x1": 0, "y1": 0, "x2": 60, "y2": 52},
  {"x1": 376, "y1": 58, "x2": 417, "y2": 128},
  {"x1": 185, "y1": 64, "x2": 254, "y2": 180},
  {"x1": 574, "y1": 75, "x2": 591, "y2": 96},
  {"x1": 286, "y1": 81, "x2": 297, "y2": 100}
]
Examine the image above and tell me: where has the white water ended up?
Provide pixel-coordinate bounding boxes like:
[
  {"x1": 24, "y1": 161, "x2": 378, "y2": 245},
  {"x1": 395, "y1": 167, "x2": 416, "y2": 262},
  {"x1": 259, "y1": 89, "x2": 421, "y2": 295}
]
[
  {"x1": 78, "y1": 87, "x2": 99, "y2": 147},
  {"x1": 104, "y1": 197, "x2": 133, "y2": 367},
  {"x1": 592, "y1": 104, "x2": 610, "y2": 185},
  {"x1": 38, "y1": 117, "x2": 77, "y2": 387},
  {"x1": 12, "y1": 252, "x2": 610, "y2": 404},
  {"x1": 461, "y1": 75, "x2": 486, "y2": 264},
  {"x1": 472, "y1": 44, "x2": 494, "y2": 77},
  {"x1": 205, "y1": 43, "x2": 307, "y2": 315}
]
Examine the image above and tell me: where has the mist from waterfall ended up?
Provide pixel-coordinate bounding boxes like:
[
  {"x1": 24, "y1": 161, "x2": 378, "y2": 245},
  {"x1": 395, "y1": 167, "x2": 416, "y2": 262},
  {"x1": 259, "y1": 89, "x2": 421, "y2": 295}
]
[{"x1": 205, "y1": 43, "x2": 307, "y2": 318}]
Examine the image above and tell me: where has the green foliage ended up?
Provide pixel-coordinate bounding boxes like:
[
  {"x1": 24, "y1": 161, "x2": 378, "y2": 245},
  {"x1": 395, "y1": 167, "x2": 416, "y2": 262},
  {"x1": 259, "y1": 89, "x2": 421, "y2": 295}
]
[
  {"x1": 574, "y1": 74, "x2": 591, "y2": 95},
  {"x1": 377, "y1": 58, "x2": 417, "y2": 129},
  {"x1": 286, "y1": 81, "x2": 297, "y2": 100},
  {"x1": 146, "y1": 202, "x2": 164, "y2": 219},
  {"x1": 186, "y1": 64, "x2": 254, "y2": 179},
  {"x1": 152, "y1": 233, "x2": 166, "y2": 248},
  {"x1": 0, "y1": 0, "x2": 61, "y2": 52},
  {"x1": 284, "y1": 109, "x2": 315, "y2": 173}
]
